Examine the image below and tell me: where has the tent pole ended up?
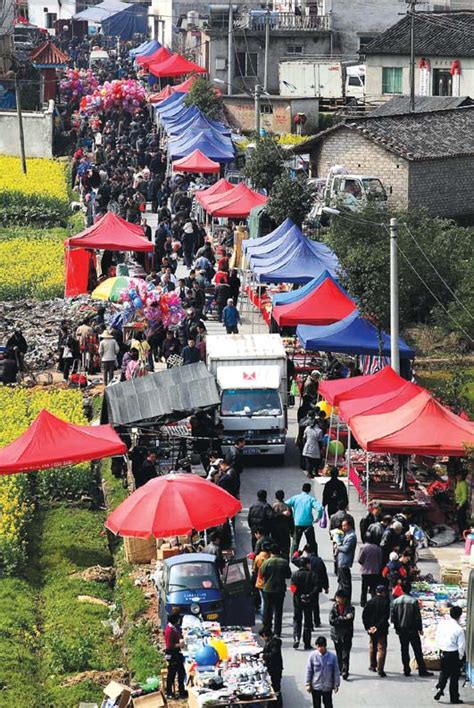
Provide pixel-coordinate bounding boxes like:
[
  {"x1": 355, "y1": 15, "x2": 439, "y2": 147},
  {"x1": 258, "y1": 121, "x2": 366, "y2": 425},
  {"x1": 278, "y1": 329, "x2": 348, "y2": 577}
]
[
  {"x1": 334, "y1": 418, "x2": 340, "y2": 466},
  {"x1": 365, "y1": 451, "x2": 369, "y2": 507},
  {"x1": 347, "y1": 428, "x2": 352, "y2": 500},
  {"x1": 325, "y1": 412, "x2": 332, "y2": 468}
]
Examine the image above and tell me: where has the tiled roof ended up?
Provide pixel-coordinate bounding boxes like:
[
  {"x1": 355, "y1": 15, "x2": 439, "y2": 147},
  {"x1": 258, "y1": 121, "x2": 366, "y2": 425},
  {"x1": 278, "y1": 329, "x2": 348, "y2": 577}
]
[
  {"x1": 30, "y1": 41, "x2": 70, "y2": 66},
  {"x1": 364, "y1": 12, "x2": 474, "y2": 57},
  {"x1": 293, "y1": 106, "x2": 474, "y2": 161},
  {"x1": 369, "y1": 96, "x2": 473, "y2": 117}
]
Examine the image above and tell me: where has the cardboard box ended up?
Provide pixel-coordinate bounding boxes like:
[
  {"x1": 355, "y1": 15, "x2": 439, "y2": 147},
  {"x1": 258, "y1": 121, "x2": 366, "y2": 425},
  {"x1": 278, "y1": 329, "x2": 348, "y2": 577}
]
[
  {"x1": 156, "y1": 545, "x2": 180, "y2": 560},
  {"x1": 132, "y1": 690, "x2": 167, "y2": 707},
  {"x1": 103, "y1": 681, "x2": 132, "y2": 708}
]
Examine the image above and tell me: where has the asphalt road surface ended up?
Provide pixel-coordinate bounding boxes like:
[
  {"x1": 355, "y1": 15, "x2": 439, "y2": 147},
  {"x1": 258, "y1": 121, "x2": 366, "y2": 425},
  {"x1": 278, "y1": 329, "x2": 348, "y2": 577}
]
[{"x1": 233, "y1": 413, "x2": 473, "y2": 708}]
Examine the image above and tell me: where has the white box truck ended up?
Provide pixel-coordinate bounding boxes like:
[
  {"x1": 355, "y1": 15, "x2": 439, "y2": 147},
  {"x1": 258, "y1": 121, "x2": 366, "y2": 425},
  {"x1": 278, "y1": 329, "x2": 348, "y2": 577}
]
[
  {"x1": 206, "y1": 334, "x2": 288, "y2": 459},
  {"x1": 279, "y1": 59, "x2": 365, "y2": 103}
]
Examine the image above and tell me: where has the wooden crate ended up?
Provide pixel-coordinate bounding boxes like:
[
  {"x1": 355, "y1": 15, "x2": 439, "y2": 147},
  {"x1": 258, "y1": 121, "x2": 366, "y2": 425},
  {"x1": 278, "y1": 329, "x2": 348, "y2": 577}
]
[
  {"x1": 123, "y1": 536, "x2": 156, "y2": 564},
  {"x1": 441, "y1": 567, "x2": 462, "y2": 585}
]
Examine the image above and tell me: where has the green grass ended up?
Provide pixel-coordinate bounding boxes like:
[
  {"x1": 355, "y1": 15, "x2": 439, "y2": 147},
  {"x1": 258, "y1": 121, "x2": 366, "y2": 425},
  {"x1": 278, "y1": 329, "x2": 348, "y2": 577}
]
[
  {"x1": 0, "y1": 225, "x2": 67, "y2": 241},
  {"x1": 101, "y1": 458, "x2": 128, "y2": 513},
  {"x1": 418, "y1": 367, "x2": 474, "y2": 409},
  {"x1": 125, "y1": 621, "x2": 165, "y2": 684}
]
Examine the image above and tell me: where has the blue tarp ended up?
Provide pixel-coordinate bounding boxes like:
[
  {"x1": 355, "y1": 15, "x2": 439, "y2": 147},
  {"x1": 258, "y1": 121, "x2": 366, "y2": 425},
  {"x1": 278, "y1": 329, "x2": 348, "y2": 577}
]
[
  {"x1": 154, "y1": 91, "x2": 185, "y2": 113},
  {"x1": 253, "y1": 235, "x2": 339, "y2": 283},
  {"x1": 297, "y1": 310, "x2": 415, "y2": 358},
  {"x1": 74, "y1": 0, "x2": 126, "y2": 22},
  {"x1": 168, "y1": 132, "x2": 234, "y2": 162},
  {"x1": 243, "y1": 218, "x2": 293, "y2": 252},
  {"x1": 273, "y1": 270, "x2": 349, "y2": 305},
  {"x1": 160, "y1": 103, "x2": 199, "y2": 126},
  {"x1": 169, "y1": 127, "x2": 233, "y2": 154},
  {"x1": 129, "y1": 39, "x2": 161, "y2": 58},
  {"x1": 166, "y1": 112, "x2": 230, "y2": 136},
  {"x1": 156, "y1": 96, "x2": 188, "y2": 120},
  {"x1": 101, "y1": 4, "x2": 148, "y2": 40}
]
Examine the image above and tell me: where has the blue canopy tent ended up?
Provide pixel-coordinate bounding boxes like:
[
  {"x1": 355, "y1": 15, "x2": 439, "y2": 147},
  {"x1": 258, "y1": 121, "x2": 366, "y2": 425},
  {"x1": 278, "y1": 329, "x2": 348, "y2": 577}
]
[
  {"x1": 101, "y1": 5, "x2": 147, "y2": 40},
  {"x1": 73, "y1": 0, "x2": 126, "y2": 22},
  {"x1": 243, "y1": 218, "x2": 293, "y2": 253},
  {"x1": 297, "y1": 310, "x2": 415, "y2": 358},
  {"x1": 168, "y1": 132, "x2": 234, "y2": 162},
  {"x1": 166, "y1": 112, "x2": 230, "y2": 136},
  {"x1": 253, "y1": 236, "x2": 339, "y2": 283},
  {"x1": 272, "y1": 270, "x2": 347, "y2": 306},
  {"x1": 154, "y1": 91, "x2": 185, "y2": 115},
  {"x1": 168, "y1": 127, "x2": 233, "y2": 154},
  {"x1": 129, "y1": 39, "x2": 161, "y2": 58}
]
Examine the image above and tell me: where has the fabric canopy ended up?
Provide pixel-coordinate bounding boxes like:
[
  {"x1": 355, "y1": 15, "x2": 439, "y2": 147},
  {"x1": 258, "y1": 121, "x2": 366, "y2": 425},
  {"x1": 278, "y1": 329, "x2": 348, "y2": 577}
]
[
  {"x1": 73, "y1": 0, "x2": 125, "y2": 22},
  {"x1": 137, "y1": 46, "x2": 171, "y2": 68},
  {"x1": 319, "y1": 366, "x2": 403, "y2": 406},
  {"x1": 67, "y1": 212, "x2": 152, "y2": 252},
  {"x1": 0, "y1": 410, "x2": 126, "y2": 475},
  {"x1": 172, "y1": 149, "x2": 220, "y2": 174},
  {"x1": 253, "y1": 233, "x2": 339, "y2": 283},
  {"x1": 168, "y1": 125, "x2": 232, "y2": 152},
  {"x1": 350, "y1": 390, "x2": 474, "y2": 456},
  {"x1": 168, "y1": 131, "x2": 234, "y2": 163},
  {"x1": 203, "y1": 182, "x2": 267, "y2": 218},
  {"x1": 248, "y1": 224, "x2": 337, "y2": 274},
  {"x1": 338, "y1": 379, "x2": 424, "y2": 424},
  {"x1": 297, "y1": 310, "x2": 415, "y2": 357},
  {"x1": 243, "y1": 217, "x2": 293, "y2": 253},
  {"x1": 273, "y1": 271, "x2": 356, "y2": 327},
  {"x1": 149, "y1": 53, "x2": 207, "y2": 78},
  {"x1": 155, "y1": 91, "x2": 185, "y2": 115},
  {"x1": 129, "y1": 39, "x2": 161, "y2": 58},
  {"x1": 101, "y1": 4, "x2": 147, "y2": 39},
  {"x1": 167, "y1": 112, "x2": 230, "y2": 136},
  {"x1": 149, "y1": 84, "x2": 175, "y2": 103},
  {"x1": 195, "y1": 178, "x2": 235, "y2": 206}
]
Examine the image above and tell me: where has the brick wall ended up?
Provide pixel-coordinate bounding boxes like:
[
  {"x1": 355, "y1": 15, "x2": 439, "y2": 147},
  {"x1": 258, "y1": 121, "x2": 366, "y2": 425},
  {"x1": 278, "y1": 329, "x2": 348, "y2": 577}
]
[
  {"x1": 408, "y1": 157, "x2": 474, "y2": 219},
  {"x1": 311, "y1": 128, "x2": 410, "y2": 207}
]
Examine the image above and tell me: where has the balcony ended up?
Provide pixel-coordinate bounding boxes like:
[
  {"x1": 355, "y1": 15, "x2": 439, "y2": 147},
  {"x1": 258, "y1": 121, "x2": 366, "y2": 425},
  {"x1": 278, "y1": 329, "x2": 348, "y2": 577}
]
[{"x1": 235, "y1": 11, "x2": 331, "y2": 33}]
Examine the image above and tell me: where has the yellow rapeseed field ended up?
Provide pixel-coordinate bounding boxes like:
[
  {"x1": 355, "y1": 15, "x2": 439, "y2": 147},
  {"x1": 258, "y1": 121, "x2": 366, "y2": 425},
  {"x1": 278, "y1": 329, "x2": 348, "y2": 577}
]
[
  {"x1": 0, "y1": 237, "x2": 64, "y2": 300},
  {"x1": 0, "y1": 156, "x2": 68, "y2": 202}
]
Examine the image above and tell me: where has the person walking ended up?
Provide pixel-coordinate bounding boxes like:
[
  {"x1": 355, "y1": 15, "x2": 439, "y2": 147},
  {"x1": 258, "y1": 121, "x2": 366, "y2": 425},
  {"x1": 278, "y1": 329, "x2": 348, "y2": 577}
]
[
  {"x1": 217, "y1": 460, "x2": 240, "y2": 499},
  {"x1": 302, "y1": 415, "x2": 323, "y2": 478},
  {"x1": 99, "y1": 330, "x2": 119, "y2": 386},
  {"x1": 222, "y1": 298, "x2": 241, "y2": 334},
  {"x1": 260, "y1": 544, "x2": 291, "y2": 638},
  {"x1": 253, "y1": 540, "x2": 272, "y2": 616},
  {"x1": 329, "y1": 500, "x2": 355, "y2": 533},
  {"x1": 248, "y1": 489, "x2": 275, "y2": 551},
  {"x1": 367, "y1": 514, "x2": 392, "y2": 546},
  {"x1": 329, "y1": 589, "x2": 354, "y2": 680},
  {"x1": 225, "y1": 437, "x2": 245, "y2": 476},
  {"x1": 286, "y1": 483, "x2": 323, "y2": 556},
  {"x1": 380, "y1": 520, "x2": 404, "y2": 564},
  {"x1": 181, "y1": 336, "x2": 201, "y2": 365},
  {"x1": 291, "y1": 556, "x2": 319, "y2": 650},
  {"x1": 362, "y1": 584, "x2": 390, "y2": 677},
  {"x1": 391, "y1": 580, "x2": 434, "y2": 678},
  {"x1": 305, "y1": 636, "x2": 340, "y2": 708},
  {"x1": 272, "y1": 490, "x2": 294, "y2": 559},
  {"x1": 164, "y1": 613, "x2": 188, "y2": 699},
  {"x1": 259, "y1": 628, "x2": 283, "y2": 707},
  {"x1": 357, "y1": 535, "x2": 383, "y2": 607},
  {"x1": 454, "y1": 471, "x2": 469, "y2": 536},
  {"x1": 360, "y1": 502, "x2": 382, "y2": 543},
  {"x1": 322, "y1": 467, "x2": 348, "y2": 517},
  {"x1": 293, "y1": 544, "x2": 329, "y2": 628},
  {"x1": 335, "y1": 518, "x2": 357, "y2": 604},
  {"x1": 434, "y1": 605, "x2": 465, "y2": 703}
]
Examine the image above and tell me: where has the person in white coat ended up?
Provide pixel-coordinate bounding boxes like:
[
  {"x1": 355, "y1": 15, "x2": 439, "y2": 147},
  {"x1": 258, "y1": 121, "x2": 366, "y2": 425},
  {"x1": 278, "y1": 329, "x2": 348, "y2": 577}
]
[
  {"x1": 98, "y1": 331, "x2": 119, "y2": 386},
  {"x1": 302, "y1": 413, "x2": 323, "y2": 478},
  {"x1": 434, "y1": 605, "x2": 466, "y2": 703}
]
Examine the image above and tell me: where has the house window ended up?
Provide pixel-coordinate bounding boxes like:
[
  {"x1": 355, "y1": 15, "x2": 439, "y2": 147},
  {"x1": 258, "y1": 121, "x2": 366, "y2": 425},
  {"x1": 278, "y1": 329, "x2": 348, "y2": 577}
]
[
  {"x1": 382, "y1": 67, "x2": 402, "y2": 94},
  {"x1": 261, "y1": 104, "x2": 273, "y2": 114},
  {"x1": 46, "y1": 11, "x2": 57, "y2": 28},
  {"x1": 432, "y1": 68, "x2": 453, "y2": 96},
  {"x1": 235, "y1": 51, "x2": 258, "y2": 77},
  {"x1": 286, "y1": 45, "x2": 303, "y2": 55},
  {"x1": 359, "y1": 35, "x2": 376, "y2": 51}
]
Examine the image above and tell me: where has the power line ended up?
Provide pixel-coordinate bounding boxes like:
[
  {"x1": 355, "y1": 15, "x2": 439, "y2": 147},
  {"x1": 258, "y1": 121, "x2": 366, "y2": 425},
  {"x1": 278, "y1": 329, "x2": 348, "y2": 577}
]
[{"x1": 402, "y1": 222, "x2": 474, "y2": 322}]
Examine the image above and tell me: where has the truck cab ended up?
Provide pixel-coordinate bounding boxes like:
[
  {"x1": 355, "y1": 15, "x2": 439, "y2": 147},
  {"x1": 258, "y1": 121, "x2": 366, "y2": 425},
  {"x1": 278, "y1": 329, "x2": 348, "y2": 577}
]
[{"x1": 329, "y1": 174, "x2": 387, "y2": 211}]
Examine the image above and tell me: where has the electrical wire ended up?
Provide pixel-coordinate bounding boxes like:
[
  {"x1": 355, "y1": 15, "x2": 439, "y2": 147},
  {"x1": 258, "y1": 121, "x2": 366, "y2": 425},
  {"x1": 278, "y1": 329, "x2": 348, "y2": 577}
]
[{"x1": 402, "y1": 222, "x2": 474, "y2": 322}]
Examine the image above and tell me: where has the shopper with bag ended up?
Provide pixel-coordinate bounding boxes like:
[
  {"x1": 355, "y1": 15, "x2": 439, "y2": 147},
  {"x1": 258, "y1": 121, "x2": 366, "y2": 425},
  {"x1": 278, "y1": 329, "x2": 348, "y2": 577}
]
[{"x1": 322, "y1": 467, "x2": 348, "y2": 517}]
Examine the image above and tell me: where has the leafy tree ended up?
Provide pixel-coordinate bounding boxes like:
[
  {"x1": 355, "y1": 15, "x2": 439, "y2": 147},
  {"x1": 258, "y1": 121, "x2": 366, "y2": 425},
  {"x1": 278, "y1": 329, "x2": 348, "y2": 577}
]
[
  {"x1": 183, "y1": 76, "x2": 223, "y2": 120},
  {"x1": 324, "y1": 205, "x2": 474, "y2": 336},
  {"x1": 430, "y1": 356, "x2": 473, "y2": 415},
  {"x1": 267, "y1": 171, "x2": 314, "y2": 227},
  {"x1": 243, "y1": 136, "x2": 284, "y2": 193}
]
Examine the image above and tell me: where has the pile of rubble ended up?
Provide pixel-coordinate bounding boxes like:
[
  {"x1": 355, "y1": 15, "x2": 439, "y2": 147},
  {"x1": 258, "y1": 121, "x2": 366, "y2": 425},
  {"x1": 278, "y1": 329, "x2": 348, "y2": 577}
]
[{"x1": 0, "y1": 297, "x2": 101, "y2": 371}]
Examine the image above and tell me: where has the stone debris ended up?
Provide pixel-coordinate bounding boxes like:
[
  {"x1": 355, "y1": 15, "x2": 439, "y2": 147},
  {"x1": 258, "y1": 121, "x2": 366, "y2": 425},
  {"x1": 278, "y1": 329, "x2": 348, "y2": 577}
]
[{"x1": 75, "y1": 565, "x2": 116, "y2": 584}]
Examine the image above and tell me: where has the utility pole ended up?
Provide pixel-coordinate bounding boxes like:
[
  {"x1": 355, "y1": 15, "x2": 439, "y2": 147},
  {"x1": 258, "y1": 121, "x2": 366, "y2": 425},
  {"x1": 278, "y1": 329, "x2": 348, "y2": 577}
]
[
  {"x1": 263, "y1": 7, "x2": 270, "y2": 93},
  {"x1": 227, "y1": 3, "x2": 234, "y2": 96},
  {"x1": 254, "y1": 83, "x2": 261, "y2": 137},
  {"x1": 408, "y1": 0, "x2": 416, "y2": 113},
  {"x1": 14, "y1": 73, "x2": 27, "y2": 175},
  {"x1": 390, "y1": 217, "x2": 400, "y2": 374}
]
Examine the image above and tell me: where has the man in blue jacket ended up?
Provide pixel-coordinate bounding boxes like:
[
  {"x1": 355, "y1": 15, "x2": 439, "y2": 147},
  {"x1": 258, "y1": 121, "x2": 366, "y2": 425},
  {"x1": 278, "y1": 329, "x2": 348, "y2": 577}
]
[
  {"x1": 286, "y1": 483, "x2": 323, "y2": 556},
  {"x1": 335, "y1": 518, "x2": 357, "y2": 604},
  {"x1": 305, "y1": 635, "x2": 340, "y2": 708},
  {"x1": 222, "y1": 298, "x2": 241, "y2": 334}
]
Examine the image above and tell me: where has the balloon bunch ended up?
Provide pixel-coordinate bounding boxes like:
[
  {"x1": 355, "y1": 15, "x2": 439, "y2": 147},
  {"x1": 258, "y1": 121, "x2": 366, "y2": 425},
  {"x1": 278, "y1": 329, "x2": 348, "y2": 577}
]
[
  {"x1": 79, "y1": 79, "x2": 147, "y2": 115},
  {"x1": 119, "y1": 278, "x2": 186, "y2": 328},
  {"x1": 59, "y1": 68, "x2": 99, "y2": 103}
]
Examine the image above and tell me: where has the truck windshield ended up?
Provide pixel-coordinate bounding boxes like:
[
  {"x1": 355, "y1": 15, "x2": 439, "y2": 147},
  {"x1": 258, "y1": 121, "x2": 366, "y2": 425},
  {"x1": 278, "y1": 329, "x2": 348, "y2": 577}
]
[
  {"x1": 362, "y1": 178, "x2": 387, "y2": 201},
  {"x1": 221, "y1": 389, "x2": 282, "y2": 417},
  {"x1": 168, "y1": 562, "x2": 219, "y2": 591}
]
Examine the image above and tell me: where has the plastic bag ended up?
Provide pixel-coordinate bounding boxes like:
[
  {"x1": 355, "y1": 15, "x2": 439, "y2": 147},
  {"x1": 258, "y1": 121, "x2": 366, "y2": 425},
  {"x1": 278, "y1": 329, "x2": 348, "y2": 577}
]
[{"x1": 319, "y1": 507, "x2": 328, "y2": 529}]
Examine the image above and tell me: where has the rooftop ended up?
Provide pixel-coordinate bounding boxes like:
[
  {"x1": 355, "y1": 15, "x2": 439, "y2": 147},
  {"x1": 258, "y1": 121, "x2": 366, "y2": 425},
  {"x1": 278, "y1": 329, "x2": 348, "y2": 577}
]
[
  {"x1": 369, "y1": 95, "x2": 474, "y2": 117},
  {"x1": 294, "y1": 105, "x2": 474, "y2": 161},
  {"x1": 364, "y1": 11, "x2": 474, "y2": 57},
  {"x1": 30, "y1": 40, "x2": 70, "y2": 66}
]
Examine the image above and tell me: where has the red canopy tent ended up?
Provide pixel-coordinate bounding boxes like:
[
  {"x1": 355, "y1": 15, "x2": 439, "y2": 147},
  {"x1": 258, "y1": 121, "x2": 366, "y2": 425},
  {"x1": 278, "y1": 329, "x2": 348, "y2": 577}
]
[
  {"x1": 66, "y1": 212, "x2": 152, "y2": 252},
  {"x1": 319, "y1": 366, "x2": 403, "y2": 406},
  {"x1": 350, "y1": 390, "x2": 474, "y2": 456},
  {"x1": 173, "y1": 75, "x2": 200, "y2": 92},
  {"x1": 338, "y1": 379, "x2": 424, "y2": 424},
  {"x1": 148, "y1": 75, "x2": 201, "y2": 103},
  {"x1": 149, "y1": 54, "x2": 207, "y2": 78},
  {"x1": 136, "y1": 46, "x2": 171, "y2": 68},
  {"x1": 195, "y1": 178, "x2": 235, "y2": 206},
  {"x1": 204, "y1": 182, "x2": 267, "y2": 218},
  {"x1": 0, "y1": 410, "x2": 127, "y2": 475},
  {"x1": 273, "y1": 274, "x2": 356, "y2": 327},
  {"x1": 149, "y1": 84, "x2": 173, "y2": 103},
  {"x1": 172, "y1": 149, "x2": 220, "y2": 174},
  {"x1": 105, "y1": 473, "x2": 242, "y2": 538}
]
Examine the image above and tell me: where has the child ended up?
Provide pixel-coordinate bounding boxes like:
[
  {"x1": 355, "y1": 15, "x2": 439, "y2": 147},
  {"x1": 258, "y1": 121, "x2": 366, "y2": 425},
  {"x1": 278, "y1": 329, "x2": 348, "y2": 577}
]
[{"x1": 382, "y1": 551, "x2": 407, "y2": 600}]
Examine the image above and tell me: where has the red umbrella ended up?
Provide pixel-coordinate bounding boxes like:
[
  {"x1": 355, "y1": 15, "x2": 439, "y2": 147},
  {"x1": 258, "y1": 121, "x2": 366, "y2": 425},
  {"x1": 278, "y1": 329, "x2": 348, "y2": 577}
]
[{"x1": 105, "y1": 473, "x2": 242, "y2": 538}]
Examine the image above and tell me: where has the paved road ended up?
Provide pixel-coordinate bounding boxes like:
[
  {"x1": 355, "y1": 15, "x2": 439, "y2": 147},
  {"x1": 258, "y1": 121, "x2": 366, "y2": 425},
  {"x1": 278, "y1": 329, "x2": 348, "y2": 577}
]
[{"x1": 233, "y1": 422, "x2": 473, "y2": 707}]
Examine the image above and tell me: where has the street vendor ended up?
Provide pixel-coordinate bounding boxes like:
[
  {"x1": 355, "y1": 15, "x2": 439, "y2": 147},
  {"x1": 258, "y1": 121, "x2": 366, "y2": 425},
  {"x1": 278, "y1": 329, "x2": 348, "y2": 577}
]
[
  {"x1": 454, "y1": 470, "x2": 469, "y2": 535},
  {"x1": 164, "y1": 613, "x2": 188, "y2": 700}
]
